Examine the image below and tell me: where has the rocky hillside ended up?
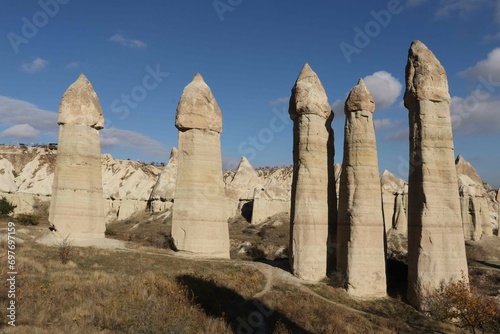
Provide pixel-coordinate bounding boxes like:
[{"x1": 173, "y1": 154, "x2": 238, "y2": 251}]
[
  {"x1": 0, "y1": 145, "x2": 161, "y2": 222},
  {"x1": 0, "y1": 145, "x2": 498, "y2": 235}
]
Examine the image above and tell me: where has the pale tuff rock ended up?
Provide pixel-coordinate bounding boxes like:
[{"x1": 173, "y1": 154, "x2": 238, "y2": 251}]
[
  {"x1": 0, "y1": 146, "x2": 160, "y2": 220},
  {"x1": 172, "y1": 74, "x2": 230, "y2": 258},
  {"x1": 404, "y1": 41, "x2": 468, "y2": 310},
  {"x1": 101, "y1": 154, "x2": 160, "y2": 221},
  {"x1": 344, "y1": 79, "x2": 375, "y2": 113},
  {"x1": 404, "y1": 42, "x2": 450, "y2": 106},
  {"x1": 225, "y1": 156, "x2": 261, "y2": 201},
  {"x1": 251, "y1": 183, "x2": 290, "y2": 225},
  {"x1": 247, "y1": 167, "x2": 292, "y2": 225},
  {"x1": 101, "y1": 154, "x2": 159, "y2": 202},
  {"x1": 380, "y1": 170, "x2": 407, "y2": 232},
  {"x1": 49, "y1": 74, "x2": 106, "y2": 239},
  {"x1": 149, "y1": 148, "x2": 178, "y2": 212},
  {"x1": 458, "y1": 175, "x2": 478, "y2": 240},
  {"x1": 58, "y1": 74, "x2": 104, "y2": 129},
  {"x1": 455, "y1": 155, "x2": 494, "y2": 238},
  {"x1": 456, "y1": 155, "x2": 483, "y2": 185},
  {"x1": 0, "y1": 157, "x2": 18, "y2": 193},
  {"x1": 497, "y1": 190, "x2": 500, "y2": 235},
  {"x1": 337, "y1": 79, "x2": 386, "y2": 298},
  {"x1": 117, "y1": 199, "x2": 148, "y2": 221},
  {"x1": 393, "y1": 191, "x2": 408, "y2": 234},
  {"x1": 289, "y1": 64, "x2": 335, "y2": 281},
  {"x1": 15, "y1": 154, "x2": 54, "y2": 196},
  {"x1": 175, "y1": 73, "x2": 222, "y2": 133},
  {"x1": 225, "y1": 156, "x2": 262, "y2": 217}
]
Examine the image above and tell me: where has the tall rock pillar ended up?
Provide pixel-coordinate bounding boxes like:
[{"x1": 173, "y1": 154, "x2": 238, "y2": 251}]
[
  {"x1": 171, "y1": 73, "x2": 230, "y2": 259},
  {"x1": 289, "y1": 64, "x2": 335, "y2": 281},
  {"x1": 49, "y1": 74, "x2": 106, "y2": 239},
  {"x1": 404, "y1": 40, "x2": 468, "y2": 310},
  {"x1": 337, "y1": 79, "x2": 386, "y2": 298}
]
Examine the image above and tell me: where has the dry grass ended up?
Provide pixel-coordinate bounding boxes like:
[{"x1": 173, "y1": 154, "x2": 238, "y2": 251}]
[
  {"x1": 2, "y1": 212, "x2": 498, "y2": 334},
  {"x1": 105, "y1": 211, "x2": 173, "y2": 249},
  {"x1": 229, "y1": 212, "x2": 290, "y2": 261},
  {"x1": 0, "y1": 231, "x2": 266, "y2": 333}
]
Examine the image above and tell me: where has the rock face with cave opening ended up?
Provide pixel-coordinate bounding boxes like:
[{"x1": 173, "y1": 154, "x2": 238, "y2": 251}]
[
  {"x1": 171, "y1": 73, "x2": 230, "y2": 258},
  {"x1": 337, "y1": 79, "x2": 386, "y2": 298},
  {"x1": 49, "y1": 74, "x2": 106, "y2": 239},
  {"x1": 404, "y1": 40, "x2": 468, "y2": 310},
  {"x1": 289, "y1": 63, "x2": 335, "y2": 281}
]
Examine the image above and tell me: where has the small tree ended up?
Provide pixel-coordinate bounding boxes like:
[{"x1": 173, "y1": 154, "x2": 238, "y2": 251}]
[
  {"x1": 428, "y1": 273, "x2": 500, "y2": 333},
  {"x1": 0, "y1": 197, "x2": 16, "y2": 216}
]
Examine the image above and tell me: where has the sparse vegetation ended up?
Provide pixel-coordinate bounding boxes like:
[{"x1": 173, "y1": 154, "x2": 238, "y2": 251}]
[
  {"x1": 104, "y1": 225, "x2": 117, "y2": 236},
  {"x1": 15, "y1": 213, "x2": 40, "y2": 226},
  {"x1": 57, "y1": 236, "x2": 73, "y2": 264},
  {"x1": 33, "y1": 198, "x2": 50, "y2": 220},
  {"x1": 0, "y1": 196, "x2": 16, "y2": 216},
  {"x1": 428, "y1": 274, "x2": 500, "y2": 333}
]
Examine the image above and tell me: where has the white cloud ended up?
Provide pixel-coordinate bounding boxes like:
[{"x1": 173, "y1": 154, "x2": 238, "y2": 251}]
[
  {"x1": 0, "y1": 95, "x2": 168, "y2": 159},
  {"x1": 331, "y1": 99, "x2": 344, "y2": 116},
  {"x1": 269, "y1": 97, "x2": 289, "y2": 106},
  {"x1": 110, "y1": 34, "x2": 147, "y2": 48},
  {"x1": 450, "y1": 93, "x2": 500, "y2": 136},
  {"x1": 0, "y1": 124, "x2": 40, "y2": 139},
  {"x1": 363, "y1": 71, "x2": 402, "y2": 110},
  {"x1": 0, "y1": 96, "x2": 58, "y2": 134},
  {"x1": 101, "y1": 128, "x2": 168, "y2": 158},
  {"x1": 66, "y1": 62, "x2": 79, "y2": 69},
  {"x1": 21, "y1": 57, "x2": 48, "y2": 73},
  {"x1": 435, "y1": 0, "x2": 490, "y2": 18},
  {"x1": 374, "y1": 118, "x2": 403, "y2": 130},
  {"x1": 460, "y1": 47, "x2": 500, "y2": 82}
]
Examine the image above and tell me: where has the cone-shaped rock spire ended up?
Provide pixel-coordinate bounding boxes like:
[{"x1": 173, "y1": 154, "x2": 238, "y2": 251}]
[
  {"x1": 49, "y1": 74, "x2": 105, "y2": 239},
  {"x1": 289, "y1": 63, "x2": 336, "y2": 281},
  {"x1": 58, "y1": 73, "x2": 104, "y2": 129},
  {"x1": 175, "y1": 73, "x2": 222, "y2": 133},
  {"x1": 404, "y1": 40, "x2": 468, "y2": 310},
  {"x1": 337, "y1": 79, "x2": 386, "y2": 298},
  {"x1": 172, "y1": 73, "x2": 229, "y2": 258}
]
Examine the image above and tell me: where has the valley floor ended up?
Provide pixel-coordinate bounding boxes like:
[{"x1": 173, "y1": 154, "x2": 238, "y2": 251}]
[{"x1": 0, "y1": 214, "x2": 498, "y2": 334}]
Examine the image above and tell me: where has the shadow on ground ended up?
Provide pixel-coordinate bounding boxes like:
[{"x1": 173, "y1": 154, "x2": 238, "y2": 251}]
[
  {"x1": 176, "y1": 275, "x2": 311, "y2": 334},
  {"x1": 255, "y1": 258, "x2": 291, "y2": 273},
  {"x1": 474, "y1": 260, "x2": 500, "y2": 270}
]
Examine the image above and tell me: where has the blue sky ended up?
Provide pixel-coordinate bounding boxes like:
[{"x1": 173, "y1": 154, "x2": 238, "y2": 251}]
[{"x1": 1, "y1": 0, "x2": 499, "y2": 187}]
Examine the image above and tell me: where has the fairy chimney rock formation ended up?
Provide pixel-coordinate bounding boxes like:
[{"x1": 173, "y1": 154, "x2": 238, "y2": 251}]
[
  {"x1": 404, "y1": 40, "x2": 469, "y2": 310},
  {"x1": 225, "y1": 156, "x2": 261, "y2": 201},
  {"x1": 289, "y1": 63, "x2": 335, "y2": 281},
  {"x1": 171, "y1": 73, "x2": 230, "y2": 258},
  {"x1": 337, "y1": 79, "x2": 386, "y2": 298},
  {"x1": 149, "y1": 147, "x2": 178, "y2": 212},
  {"x1": 49, "y1": 74, "x2": 106, "y2": 239}
]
